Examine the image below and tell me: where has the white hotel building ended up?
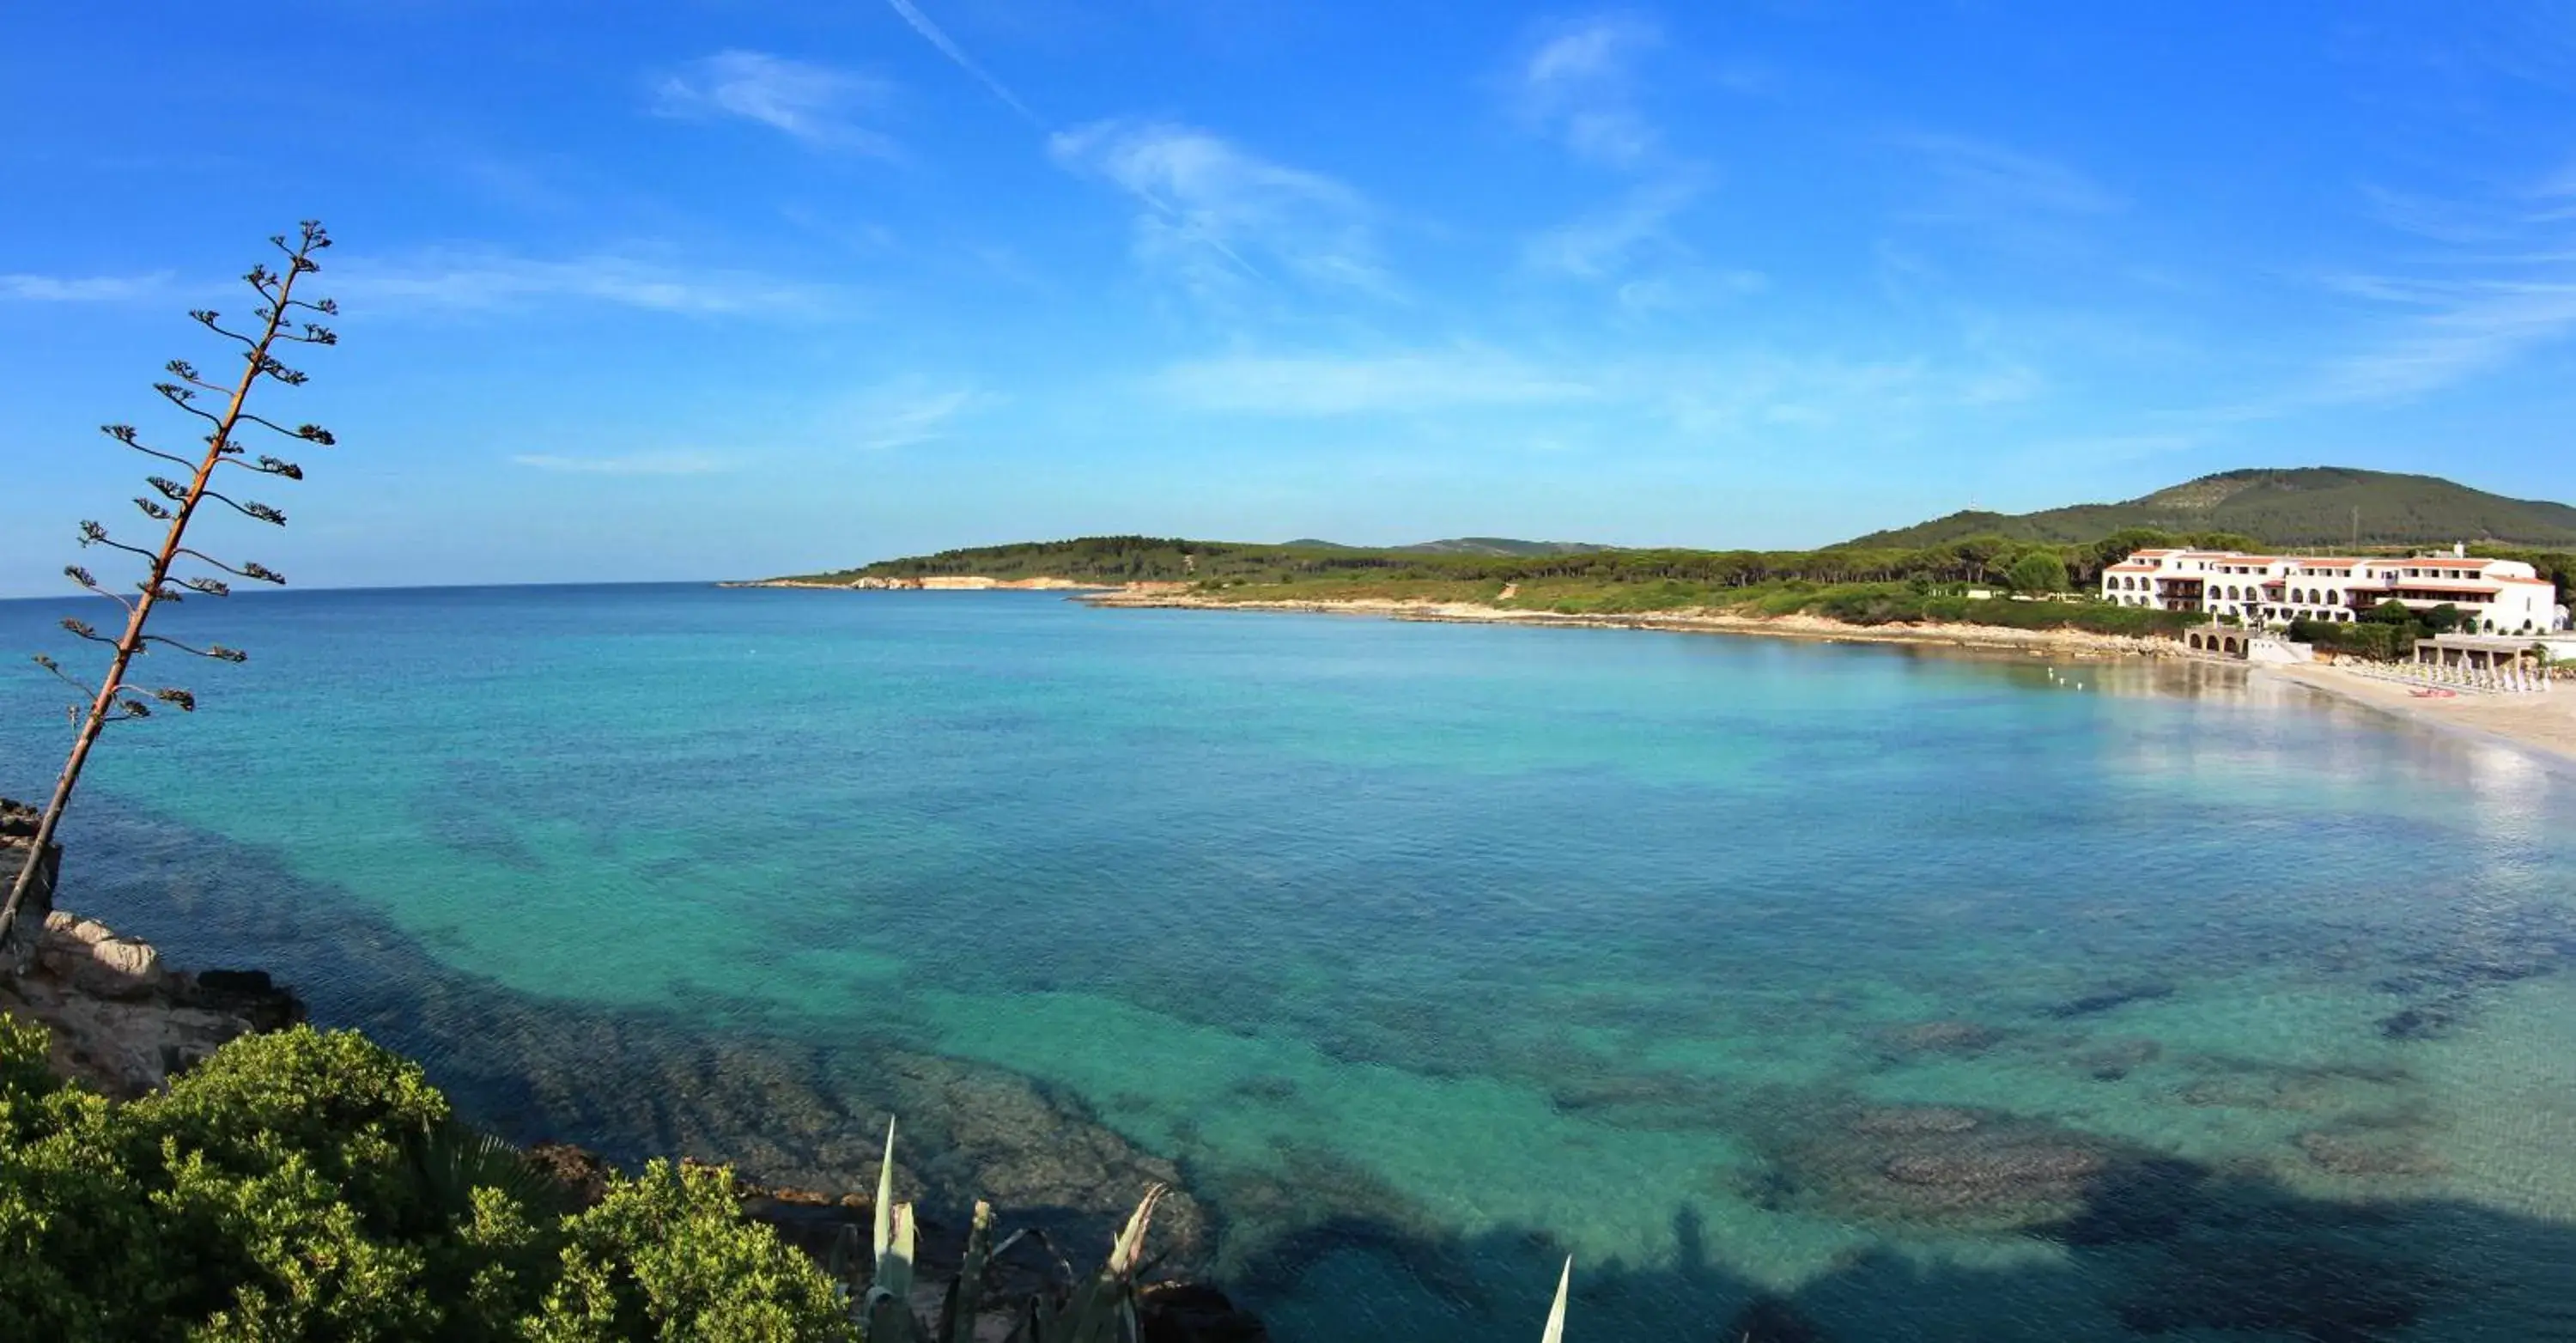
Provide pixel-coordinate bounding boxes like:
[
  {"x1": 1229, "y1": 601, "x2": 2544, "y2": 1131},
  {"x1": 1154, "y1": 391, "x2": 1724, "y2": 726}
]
[{"x1": 2100, "y1": 546, "x2": 2567, "y2": 635}]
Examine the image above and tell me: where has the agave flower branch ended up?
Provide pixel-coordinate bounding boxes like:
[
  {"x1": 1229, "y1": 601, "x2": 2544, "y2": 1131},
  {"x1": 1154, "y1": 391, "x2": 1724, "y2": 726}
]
[{"x1": 0, "y1": 221, "x2": 338, "y2": 955}]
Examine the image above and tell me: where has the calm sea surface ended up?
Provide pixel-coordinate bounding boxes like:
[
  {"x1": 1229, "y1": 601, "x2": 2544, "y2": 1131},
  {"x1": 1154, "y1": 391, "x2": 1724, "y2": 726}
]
[{"x1": 4, "y1": 584, "x2": 2573, "y2": 1341}]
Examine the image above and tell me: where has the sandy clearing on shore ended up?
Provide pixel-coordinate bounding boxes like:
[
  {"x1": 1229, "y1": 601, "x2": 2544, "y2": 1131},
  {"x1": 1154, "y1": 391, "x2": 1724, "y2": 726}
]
[
  {"x1": 1079, "y1": 592, "x2": 2182, "y2": 658},
  {"x1": 1087, "y1": 592, "x2": 2576, "y2": 769},
  {"x1": 732, "y1": 584, "x2": 2576, "y2": 769},
  {"x1": 2258, "y1": 662, "x2": 2576, "y2": 769}
]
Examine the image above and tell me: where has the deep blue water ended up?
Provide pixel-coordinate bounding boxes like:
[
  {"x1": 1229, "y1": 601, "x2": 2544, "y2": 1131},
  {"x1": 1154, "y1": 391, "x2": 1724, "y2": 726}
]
[{"x1": 4, "y1": 584, "x2": 2573, "y2": 1341}]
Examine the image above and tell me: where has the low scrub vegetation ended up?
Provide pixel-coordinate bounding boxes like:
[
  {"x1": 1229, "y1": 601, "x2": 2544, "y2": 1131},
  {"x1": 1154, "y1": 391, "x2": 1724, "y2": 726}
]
[
  {"x1": 0, "y1": 1020, "x2": 847, "y2": 1341},
  {"x1": 0, "y1": 1021, "x2": 1212, "y2": 1343}
]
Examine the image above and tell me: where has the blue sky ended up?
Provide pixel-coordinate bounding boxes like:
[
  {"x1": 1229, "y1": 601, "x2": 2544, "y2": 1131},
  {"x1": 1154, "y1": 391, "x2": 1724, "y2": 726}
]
[{"x1": 4, "y1": 2, "x2": 2575, "y2": 592}]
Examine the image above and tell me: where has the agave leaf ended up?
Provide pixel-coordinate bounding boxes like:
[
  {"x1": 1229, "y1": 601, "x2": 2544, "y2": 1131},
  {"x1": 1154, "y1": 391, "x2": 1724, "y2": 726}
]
[
  {"x1": 878, "y1": 1202, "x2": 916, "y2": 1302},
  {"x1": 1108, "y1": 1185, "x2": 1165, "y2": 1279},
  {"x1": 1540, "y1": 1255, "x2": 1571, "y2": 1343},
  {"x1": 939, "y1": 1200, "x2": 995, "y2": 1343},
  {"x1": 1003, "y1": 1294, "x2": 1051, "y2": 1343},
  {"x1": 874, "y1": 1117, "x2": 898, "y2": 1261}
]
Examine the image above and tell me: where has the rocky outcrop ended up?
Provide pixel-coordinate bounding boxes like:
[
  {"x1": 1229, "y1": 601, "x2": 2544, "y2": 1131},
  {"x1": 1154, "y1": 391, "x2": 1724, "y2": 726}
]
[
  {"x1": 508, "y1": 1140, "x2": 1265, "y2": 1343},
  {"x1": 0, "y1": 908, "x2": 306, "y2": 1097},
  {"x1": 2045, "y1": 979, "x2": 2175, "y2": 1018},
  {"x1": 1764, "y1": 1103, "x2": 2125, "y2": 1229},
  {"x1": 0, "y1": 797, "x2": 60, "y2": 975},
  {"x1": 1875, "y1": 1019, "x2": 2003, "y2": 1057},
  {"x1": 36, "y1": 910, "x2": 165, "y2": 997}
]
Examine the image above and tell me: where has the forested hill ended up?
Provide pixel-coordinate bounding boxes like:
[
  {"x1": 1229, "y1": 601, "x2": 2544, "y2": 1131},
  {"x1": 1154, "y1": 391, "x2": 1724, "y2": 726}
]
[
  {"x1": 1271, "y1": 537, "x2": 1613, "y2": 556},
  {"x1": 815, "y1": 536, "x2": 1612, "y2": 583},
  {"x1": 1840, "y1": 468, "x2": 2576, "y2": 549},
  {"x1": 771, "y1": 527, "x2": 2575, "y2": 612}
]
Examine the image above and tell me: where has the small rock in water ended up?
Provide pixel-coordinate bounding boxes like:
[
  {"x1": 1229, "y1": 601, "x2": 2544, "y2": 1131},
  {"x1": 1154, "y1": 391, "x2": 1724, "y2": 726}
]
[
  {"x1": 2296, "y1": 1130, "x2": 2446, "y2": 1178},
  {"x1": 1877, "y1": 1019, "x2": 2004, "y2": 1056},
  {"x1": 2377, "y1": 1000, "x2": 2462, "y2": 1042},
  {"x1": 2046, "y1": 980, "x2": 2175, "y2": 1018},
  {"x1": 1880, "y1": 1144, "x2": 2105, "y2": 1193},
  {"x1": 1848, "y1": 1105, "x2": 1985, "y2": 1136},
  {"x1": 2076, "y1": 1037, "x2": 2162, "y2": 1081}
]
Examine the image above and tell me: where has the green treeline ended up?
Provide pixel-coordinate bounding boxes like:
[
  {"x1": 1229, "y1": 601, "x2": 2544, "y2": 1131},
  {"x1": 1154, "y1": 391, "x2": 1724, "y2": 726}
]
[
  {"x1": 787, "y1": 530, "x2": 2572, "y2": 648},
  {"x1": 804, "y1": 528, "x2": 2269, "y2": 591},
  {"x1": 803, "y1": 531, "x2": 2574, "y2": 608}
]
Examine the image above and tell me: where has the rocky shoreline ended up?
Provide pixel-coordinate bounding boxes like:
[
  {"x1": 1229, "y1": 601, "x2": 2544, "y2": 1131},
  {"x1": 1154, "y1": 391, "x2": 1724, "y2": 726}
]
[{"x1": 0, "y1": 798, "x2": 1268, "y2": 1342}]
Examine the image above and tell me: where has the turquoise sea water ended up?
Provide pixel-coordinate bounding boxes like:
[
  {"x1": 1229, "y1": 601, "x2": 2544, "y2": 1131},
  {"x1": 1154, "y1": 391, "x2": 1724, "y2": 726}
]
[{"x1": 4, "y1": 584, "x2": 2573, "y2": 1341}]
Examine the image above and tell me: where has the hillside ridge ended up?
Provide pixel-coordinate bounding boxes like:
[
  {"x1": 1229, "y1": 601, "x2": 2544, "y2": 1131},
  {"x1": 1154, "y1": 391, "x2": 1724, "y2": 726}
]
[{"x1": 1841, "y1": 467, "x2": 2576, "y2": 549}]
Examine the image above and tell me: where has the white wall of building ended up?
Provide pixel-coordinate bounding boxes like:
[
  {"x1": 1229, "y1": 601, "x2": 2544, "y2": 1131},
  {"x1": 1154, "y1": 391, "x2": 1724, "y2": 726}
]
[{"x1": 2099, "y1": 547, "x2": 2565, "y2": 634}]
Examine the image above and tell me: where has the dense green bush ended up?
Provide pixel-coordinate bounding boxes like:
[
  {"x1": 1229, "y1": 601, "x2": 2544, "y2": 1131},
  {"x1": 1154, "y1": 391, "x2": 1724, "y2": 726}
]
[
  {"x1": 2005, "y1": 550, "x2": 2069, "y2": 593},
  {"x1": 2292, "y1": 617, "x2": 2412, "y2": 662},
  {"x1": 0, "y1": 1021, "x2": 846, "y2": 1343}
]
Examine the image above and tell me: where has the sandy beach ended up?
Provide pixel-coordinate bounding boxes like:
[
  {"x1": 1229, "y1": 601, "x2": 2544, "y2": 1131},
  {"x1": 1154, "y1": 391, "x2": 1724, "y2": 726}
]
[
  {"x1": 738, "y1": 582, "x2": 2576, "y2": 768},
  {"x1": 1080, "y1": 590, "x2": 2190, "y2": 658},
  {"x1": 2257, "y1": 662, "x2": 2576, "y2": 769},
  {"x1": 1084, "y1": 591, "x2": 2576, "y2": 769}
]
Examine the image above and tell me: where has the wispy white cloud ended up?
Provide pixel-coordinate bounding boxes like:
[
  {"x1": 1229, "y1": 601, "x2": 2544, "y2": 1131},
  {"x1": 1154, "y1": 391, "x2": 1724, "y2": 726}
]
[
  {"x1": 1522, "y1": 172, "x2": 1762, "y2": 314},
  {"x1": 880, "y1": 0, "x2": 1040, "y2": 125},
  {"x1": 1049, "y1": 120, "x2": 1388, "y2": 307},
  {"x1": 1610, "y1": 269, "x2": 1767, "y2": 315},
  {"x1": 2309, "y1": 276, "x2": 2576, "y2": 402},
  {"x1": 1525, "y1": 176, "x2": 1701, "y2": 279},
  {"x1": 1894, "y1": 133, "x2": 2123, "y2": 219},
  {"x1": 1516, "y1": 15, "x2": 1662, "y2": 167},
  {"x1": 2293, "y1": 166, "x2": 2576, "y2": 404},
  {"x1": 1656, "y1": 352, "x2": 2042, "y2": 437},
  {"x1": 1157, "y1": 348, "x2": 1595, "y2": 416},
  {"x1": 653, "y1": 51, "x2": 895, "y2": 153},
  {"x1": 841, "y1": 381, "x2": 995, "y2": 451},
  {"x1": 0, "y1": 271, "x2": 173, "y2": 301},
  {"x1": 337, "y1": 251, "x2": 845, "y2": 317},
  {"x1": 512, "y1": 451, "x2": 733, "y2": 476}
]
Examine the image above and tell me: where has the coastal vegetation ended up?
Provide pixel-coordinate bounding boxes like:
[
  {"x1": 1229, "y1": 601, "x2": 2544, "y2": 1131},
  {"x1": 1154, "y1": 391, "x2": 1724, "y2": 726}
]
[
  {"x1": 793, "y1": 477, "x2": 2576, "y2": 653},
  {"x1": 795, "y1": 528, "x2": 2252, "y2": 596},
  {"x1": 0, "y1": 1016, "x2": 1558, "y2": 1341},
  {"x1": 0, "y1": 1019, "x2": 839, "y2": 1341},
  {"x1": 781, "y1": 530, "x2": 2264, "y2": 640}
]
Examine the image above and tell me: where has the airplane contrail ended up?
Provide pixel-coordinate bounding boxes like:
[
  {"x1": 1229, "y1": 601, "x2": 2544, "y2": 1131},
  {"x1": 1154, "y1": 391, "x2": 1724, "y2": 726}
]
[{"x1": 882, "y1": 0, "x2": 1044, "y2": 126}]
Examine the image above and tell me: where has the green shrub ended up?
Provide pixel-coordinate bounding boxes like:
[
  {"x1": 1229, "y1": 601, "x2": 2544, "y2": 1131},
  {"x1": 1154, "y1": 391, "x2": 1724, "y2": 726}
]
[
  {"x1": 0, "y1": 1024, "x2": 848, "y2": 1343},
  {"x1": 2006, "y1": 550, "x2": 2069, "y2": 593},
  {"x1": 531, "y1": 1161, "x2": 848, "y2": 1343},
  {"x1": 2296, "y1": 617, "x2": 2411, "y2": 662}
]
